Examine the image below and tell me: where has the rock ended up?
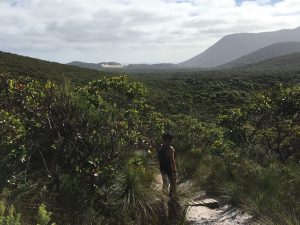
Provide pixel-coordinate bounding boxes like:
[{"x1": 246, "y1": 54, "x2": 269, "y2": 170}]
[{"x1": 189, "y1": 198, "x2": 220, "y2": 209}]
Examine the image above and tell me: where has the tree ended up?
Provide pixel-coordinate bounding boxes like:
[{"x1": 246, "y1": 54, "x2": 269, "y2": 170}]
[{"x1": 219, "y1": 84, "x2": 300, "y2": 163}]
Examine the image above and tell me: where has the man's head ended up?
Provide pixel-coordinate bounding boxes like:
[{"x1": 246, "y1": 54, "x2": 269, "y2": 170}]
[{"x1": 162, "y1": 133, "x2": 173, "y2": 146}]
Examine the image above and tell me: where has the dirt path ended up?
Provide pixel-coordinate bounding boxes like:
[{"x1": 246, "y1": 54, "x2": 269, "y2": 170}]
[
  {"x1": 154, "y1": 174, "x2": 253, "y2": 224},
  {"x1": 187, "y1": 198, "x2": 253, "y2": 225}
]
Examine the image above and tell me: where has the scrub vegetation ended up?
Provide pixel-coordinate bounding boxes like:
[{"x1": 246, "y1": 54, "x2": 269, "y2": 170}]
[{"x1": 1, "y1": 53, "x2": 300, "y2": 224}]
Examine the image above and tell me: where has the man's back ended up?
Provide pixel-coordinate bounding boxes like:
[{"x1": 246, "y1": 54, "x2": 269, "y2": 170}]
[
  {"x1": 157, "y1": 133, "x2": 177, "y2": 197},
  {"x1": 157, "y1": 144, "x2": 172, "y2": 174}
]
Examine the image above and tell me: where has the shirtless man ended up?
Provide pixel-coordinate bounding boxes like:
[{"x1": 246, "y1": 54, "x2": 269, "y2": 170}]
[{"x1": 157, "y1": 133, "x2": 177, "y2": 197}]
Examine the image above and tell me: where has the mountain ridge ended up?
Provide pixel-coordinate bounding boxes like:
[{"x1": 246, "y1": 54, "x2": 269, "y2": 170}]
[{"x1": 178, "y1": 26, "x2": 300, "y2": 68}]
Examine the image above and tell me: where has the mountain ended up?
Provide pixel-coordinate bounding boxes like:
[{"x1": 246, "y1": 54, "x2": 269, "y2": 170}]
[
  {"x1": 0, "y1": 51, "x2": 109, "y2": 82},
  {"x1": 218, "y1": 42, "x2": 300, "y2": 69},
  {"x1": 68, "y1": 61, "x2": 123, "y2": 70},
  {"x1": 178, "y1": 26, "x2": 300, "y2": 68},
  {"x1": 236, "y1": 52, "x2": 300, "y2": 71}
]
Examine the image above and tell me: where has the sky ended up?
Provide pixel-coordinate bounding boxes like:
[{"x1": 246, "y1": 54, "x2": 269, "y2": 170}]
[{"x1": 0, "y1": 0, "x2": 300, "y2": 64}]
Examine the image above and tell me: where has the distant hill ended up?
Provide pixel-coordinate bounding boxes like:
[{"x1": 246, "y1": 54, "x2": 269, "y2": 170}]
[
  {"x1": 67, "y1": 61, "x2": 103, "y2": 70},
  {"x1": 126, "y1": 63, "x2": 175, "y2": 69},
  {"x1": 0, "y1": 51, "x2": 110, "y2": 82},
  {"x1": 236, "y1": 52, "x2": 300, "y2": 71},
  {"x1": 178, "y1": 26, "x2": 300, "y2": 68},
  {"x1": 100, "y1": 62, "x2": 123, "y2": 68},
  {"x1": 218, "y1": 42, "x2": 300, "y2": 69},
  {"x1": 68, "y1": 61, "x2": 123, "y2": 70},
  {"x1": 69, "y1": 61, "x2": 175, "y2": 70}
]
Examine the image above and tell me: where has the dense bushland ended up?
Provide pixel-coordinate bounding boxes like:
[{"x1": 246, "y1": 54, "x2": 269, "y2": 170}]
[
  {"x1": 1, "y1": 71, "x2": 300, "y2": 225},
  {"x1": 216, "y1": 85, "x2": 300, "y2": 223},
  {"x1": 0, "y1": 74, "x2": 172, "y2": 224},
  {"x1": 139, "y1": 71, "x2": 300, "y2": 120}
]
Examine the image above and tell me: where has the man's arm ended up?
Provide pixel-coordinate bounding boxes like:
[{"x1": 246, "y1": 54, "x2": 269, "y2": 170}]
[{"x1": 168, "y1": 147, "x2": 177, "y2": 174}]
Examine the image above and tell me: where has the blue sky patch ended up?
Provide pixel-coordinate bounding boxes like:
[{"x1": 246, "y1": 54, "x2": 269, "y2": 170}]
[{"x1": 235, "y1": 0, "x2": 283, "y2": 6}]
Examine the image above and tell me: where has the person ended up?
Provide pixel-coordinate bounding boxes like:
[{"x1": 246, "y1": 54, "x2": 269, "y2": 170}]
[{"x1": 157, "y1": 133, "x2": 177, "y2": 197}]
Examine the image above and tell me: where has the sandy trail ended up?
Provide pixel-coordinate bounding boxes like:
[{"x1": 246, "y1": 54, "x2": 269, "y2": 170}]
[
  {"x1": 154, "y1": 174, "x2": 253, "y2": 225},
  {"x1": 187, "y1": 201, "x2": 253, "y2": 225}
]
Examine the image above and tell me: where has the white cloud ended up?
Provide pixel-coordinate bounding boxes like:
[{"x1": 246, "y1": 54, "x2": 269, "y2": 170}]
[{"x1": 0, "y1": 0, "x2": 299, "y2": 63}]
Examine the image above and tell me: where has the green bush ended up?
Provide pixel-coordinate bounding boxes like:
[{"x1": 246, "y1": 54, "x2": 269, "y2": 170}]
[
  {"x1": 37, "y1": 204, "x2": 55, "y2": 225},
  {"x1": 0, "y1": 201, "x2": 21, "y2": 225},
  {"x1": 0, "y1": 74, "x2": 165, "y2": 224}
]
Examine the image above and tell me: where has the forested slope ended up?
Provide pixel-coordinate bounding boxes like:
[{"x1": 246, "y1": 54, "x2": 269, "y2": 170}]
[
  {"x1": 218, "y1": 42, "x2": 300, "y2": 69},
  {"x1": 0, "y1": 51, "x2": 111, "y2": 82},
  {"x1": 238, "y1": 52, "x2": 300, "y2": 71}
]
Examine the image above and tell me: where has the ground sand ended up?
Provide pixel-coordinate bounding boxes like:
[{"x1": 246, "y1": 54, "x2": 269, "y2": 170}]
[
  {"x1": 187, "y1": 201, "x2": 253, "y2": 225},
  {"x1": 155, "y1": 174, "x2": 253, "y2": 225}
]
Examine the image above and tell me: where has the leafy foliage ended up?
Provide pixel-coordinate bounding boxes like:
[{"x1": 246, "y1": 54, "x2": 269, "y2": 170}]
[
  {"x1": 0, "y1": 74, "x2": 165, "y2": 224},
  {"x1": 37, "y1": 204, "x2": 55, "y2": 225},
  {"x1": 219, "y1": 84, "x2": 300, "y2": 163},
  {"x1": 0, "y1": 201, "x2": 21, "y2": 225}
]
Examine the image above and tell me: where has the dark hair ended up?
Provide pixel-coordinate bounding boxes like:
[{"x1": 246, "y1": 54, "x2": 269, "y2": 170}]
[{"x1": 162, "y1": 133, "x2": 173, "y2": 142}]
